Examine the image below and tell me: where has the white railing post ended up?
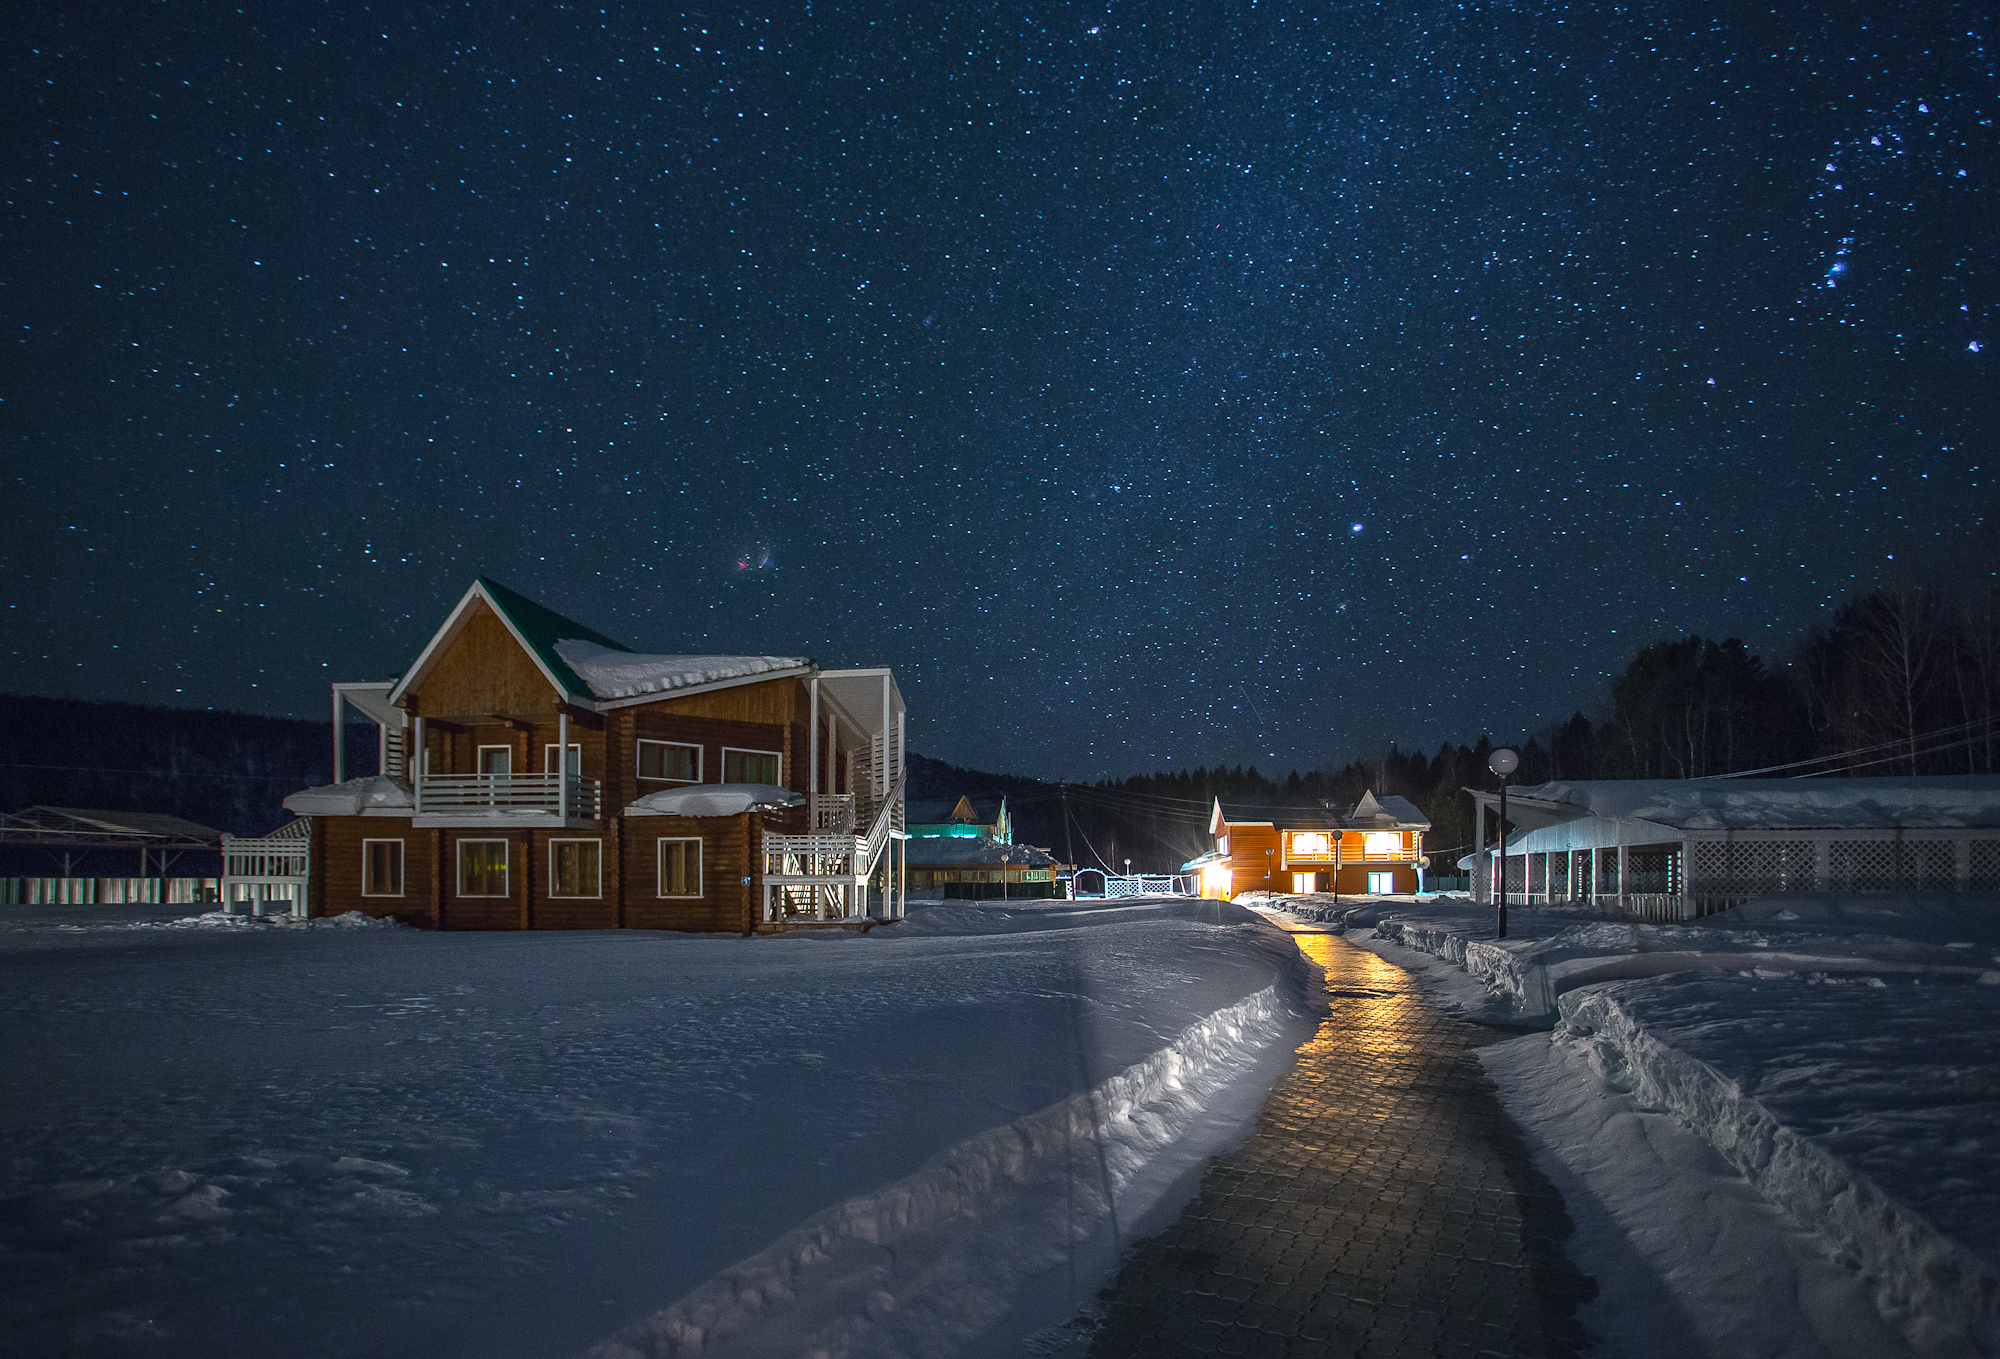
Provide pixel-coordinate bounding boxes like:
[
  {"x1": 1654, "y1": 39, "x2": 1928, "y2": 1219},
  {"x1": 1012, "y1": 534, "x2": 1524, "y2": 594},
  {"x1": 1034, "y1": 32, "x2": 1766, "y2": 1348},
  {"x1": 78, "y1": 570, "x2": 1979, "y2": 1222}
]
[{"x1": 557, "y1": 710, "x2": 569, "y2": 821}]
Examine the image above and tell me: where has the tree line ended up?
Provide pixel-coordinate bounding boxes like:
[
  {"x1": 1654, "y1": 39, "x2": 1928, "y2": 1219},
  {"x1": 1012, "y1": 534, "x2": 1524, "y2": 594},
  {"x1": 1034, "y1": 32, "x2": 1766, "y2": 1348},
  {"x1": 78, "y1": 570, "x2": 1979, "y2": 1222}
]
[{"x1": 920, "y1": 571, "x2": 2000, "y2": 873}]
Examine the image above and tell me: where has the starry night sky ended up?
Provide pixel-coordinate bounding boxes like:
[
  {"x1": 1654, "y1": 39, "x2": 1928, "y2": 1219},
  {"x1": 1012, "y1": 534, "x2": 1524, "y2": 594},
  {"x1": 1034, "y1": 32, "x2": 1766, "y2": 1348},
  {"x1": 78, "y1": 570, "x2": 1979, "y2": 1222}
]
[{"x1": 4, "y1": 2, "x2": 1995, "y2": 781}]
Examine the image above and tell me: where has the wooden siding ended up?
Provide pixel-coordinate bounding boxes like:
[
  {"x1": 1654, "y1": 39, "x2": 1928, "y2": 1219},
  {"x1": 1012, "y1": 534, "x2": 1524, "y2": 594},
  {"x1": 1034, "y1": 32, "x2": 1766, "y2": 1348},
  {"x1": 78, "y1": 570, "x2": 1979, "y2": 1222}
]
[
  {"x1": 622, "y1": 811, "x2": 759, "y2": 933},
  {"x1": 407, "y1": 599, "x2": 562, "y2": 718},
  {"x1": 1225, "y1": 824, "x2": 1283, "y2": 893},
  {"x1": 317, "y1": 816, "x2": 436, "y2": 926}
]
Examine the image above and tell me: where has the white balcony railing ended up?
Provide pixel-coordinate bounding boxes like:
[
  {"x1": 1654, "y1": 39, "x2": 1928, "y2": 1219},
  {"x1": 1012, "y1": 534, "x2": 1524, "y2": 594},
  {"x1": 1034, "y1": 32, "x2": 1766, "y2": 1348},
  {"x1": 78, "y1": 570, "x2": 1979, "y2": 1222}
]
[
  {"x1": 416, "y1": 772, "x2": 601, "y2": 820},
  {"x1": 763, "y1": 770, "x2": 906, "y2": 926}
]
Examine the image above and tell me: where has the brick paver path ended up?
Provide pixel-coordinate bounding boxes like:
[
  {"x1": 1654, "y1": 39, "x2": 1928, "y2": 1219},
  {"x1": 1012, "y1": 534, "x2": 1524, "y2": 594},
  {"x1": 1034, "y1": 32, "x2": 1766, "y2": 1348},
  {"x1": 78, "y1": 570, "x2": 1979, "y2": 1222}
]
[{"x1": 1086, "y1": 930, "x2": 1596, "y2": 1358}]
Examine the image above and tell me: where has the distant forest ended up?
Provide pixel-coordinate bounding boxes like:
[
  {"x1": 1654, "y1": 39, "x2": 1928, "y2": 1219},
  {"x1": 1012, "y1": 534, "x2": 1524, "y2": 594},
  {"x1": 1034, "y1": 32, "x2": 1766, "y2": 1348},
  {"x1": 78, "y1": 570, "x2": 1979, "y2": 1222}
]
[
  {"x1": 918, "y1": 573, "x2": 2000, "y2": 873},
  {"x1": 0, "y1": 694, "x2": 365, "y2": 852},
  {"x1": 12, "y1": 569, "x2": 2000, "y2": 878}
]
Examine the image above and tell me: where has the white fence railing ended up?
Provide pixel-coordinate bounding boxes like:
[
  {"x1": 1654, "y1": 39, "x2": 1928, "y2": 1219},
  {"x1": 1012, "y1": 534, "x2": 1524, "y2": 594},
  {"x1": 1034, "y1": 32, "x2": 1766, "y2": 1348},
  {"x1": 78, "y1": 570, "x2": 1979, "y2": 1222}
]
[
  {"x1": 416, "y1": 772, "x2": 601, "y2": 820},
  {"x1": 221, "y1": 819, "x2": 311, "y2": 918},
  {"x1": 763, "y1": 772, "x2": 906, "y2": 926}
]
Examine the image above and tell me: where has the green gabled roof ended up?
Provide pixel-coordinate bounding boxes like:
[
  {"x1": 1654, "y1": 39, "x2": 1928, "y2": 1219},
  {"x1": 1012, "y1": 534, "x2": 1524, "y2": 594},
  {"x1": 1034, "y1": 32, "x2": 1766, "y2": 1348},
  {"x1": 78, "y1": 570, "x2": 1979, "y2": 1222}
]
[{"x1": 475, "y1": 576, "x2": 631, "y2": 701}]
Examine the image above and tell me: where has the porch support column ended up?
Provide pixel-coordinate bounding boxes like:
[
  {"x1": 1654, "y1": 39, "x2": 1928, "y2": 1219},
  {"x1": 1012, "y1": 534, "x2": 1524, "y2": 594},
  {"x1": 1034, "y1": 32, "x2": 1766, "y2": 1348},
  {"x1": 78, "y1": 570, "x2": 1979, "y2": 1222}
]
[
  {"x1": 1680, "y1": 838, "x2": 1694, "y2": 921},
  {"x1": 1617, "y1": 843, "x2": 1630, "y2": 913},
  {"x1": 557, "y1": 709, "x2": 569, "y2": 821},
  {"x1": 413, "y1": 716, "x2": 426, "y2": 813},
  {"x1": 332, "y1": 688, "x2": 347, "y2": 784},
  {"x1": 1474, "y1": 795, "x2": 1488, "y2": 904},
  {"x1": 808, "y1": 675, "x2": 820, "y2": 828},
  {"x1": 880, "y1": 674, "x2": 892, "y2": 799}
]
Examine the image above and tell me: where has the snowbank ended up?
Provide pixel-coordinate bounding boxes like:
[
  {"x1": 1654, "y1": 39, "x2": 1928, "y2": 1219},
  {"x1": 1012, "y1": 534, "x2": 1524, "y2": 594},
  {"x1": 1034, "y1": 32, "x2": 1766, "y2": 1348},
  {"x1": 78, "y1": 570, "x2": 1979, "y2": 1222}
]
[
  {"x1": 1558, "y1": 974, "x2": 2000, "y2": 1357},
  {"x1": 579, "y1": 983, "x2": 1292, "y2": 1359},
  {"x1": 0, "y1": 896, "x2": 1313, "y2": 1359}
]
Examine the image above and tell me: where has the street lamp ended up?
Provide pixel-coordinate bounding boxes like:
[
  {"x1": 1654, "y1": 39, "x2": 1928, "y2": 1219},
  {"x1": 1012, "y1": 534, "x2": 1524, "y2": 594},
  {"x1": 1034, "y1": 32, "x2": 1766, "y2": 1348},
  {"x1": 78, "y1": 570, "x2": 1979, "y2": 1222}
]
[{"x1": 1488, "y1": 747, "x2": 1519, "y2": 938}]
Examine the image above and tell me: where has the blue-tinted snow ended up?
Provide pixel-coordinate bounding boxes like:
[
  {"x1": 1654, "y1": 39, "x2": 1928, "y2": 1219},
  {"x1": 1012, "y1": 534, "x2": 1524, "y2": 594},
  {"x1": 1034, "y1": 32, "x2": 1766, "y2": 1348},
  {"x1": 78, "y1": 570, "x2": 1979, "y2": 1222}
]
[{"x1": 0, "y1": 897, "x2": 1315, "y2": 1359}]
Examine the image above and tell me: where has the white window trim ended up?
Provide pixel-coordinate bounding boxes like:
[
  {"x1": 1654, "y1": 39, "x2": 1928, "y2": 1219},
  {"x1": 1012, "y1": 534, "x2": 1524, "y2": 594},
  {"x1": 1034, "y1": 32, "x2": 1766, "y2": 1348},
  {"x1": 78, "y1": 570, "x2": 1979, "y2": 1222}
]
[
  {"x1": 1368, "y1": 871, "x2": 1396, "y2": 894},
  {"x1": 548, "y1": 838, "x2": 603, "y2": 898},
  {"x1": 361, "y1": 838, "x2": 405, "y2": 897},
  {"x1": 456, "y1": 838, "x2": 510, "y2": 897},
  {"x1": 636, "y1": 739, "x2": 703, "y2": 784},
  {"x1": 657, "y1": 837, "x2": 703, "y2": 899},
  {"x1": 476, "y1": 744, "x2": 513, "y2": 776},
  {"x1": 543, "y1": 743, "x2": 582, "y2": 775},
  {"x1": 721, "y1": 746, "x2": 783, "y2": 785}
]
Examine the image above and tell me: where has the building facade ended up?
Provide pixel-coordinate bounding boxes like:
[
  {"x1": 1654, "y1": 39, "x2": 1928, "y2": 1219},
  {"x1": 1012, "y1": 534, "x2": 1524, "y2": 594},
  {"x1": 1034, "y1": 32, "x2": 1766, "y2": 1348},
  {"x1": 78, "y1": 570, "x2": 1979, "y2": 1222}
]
[
  {"x1": 1464, "y1": 777, "x2": 2000, "y2": 922},
  {"x1": 1194, "y1": 791, "x2": 1430, "y2": 899},
  {"x1": 274, "y1": 578, "x2": 908, "y2": 932}
]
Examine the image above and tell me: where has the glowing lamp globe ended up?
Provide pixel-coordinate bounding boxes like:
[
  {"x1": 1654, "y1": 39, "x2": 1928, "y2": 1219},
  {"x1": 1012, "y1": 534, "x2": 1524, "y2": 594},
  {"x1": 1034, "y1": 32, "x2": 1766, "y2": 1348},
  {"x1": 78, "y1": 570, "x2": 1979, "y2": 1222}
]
[{"x1": 1488, "y1": 748, "x2": 1519, "y2": 777}]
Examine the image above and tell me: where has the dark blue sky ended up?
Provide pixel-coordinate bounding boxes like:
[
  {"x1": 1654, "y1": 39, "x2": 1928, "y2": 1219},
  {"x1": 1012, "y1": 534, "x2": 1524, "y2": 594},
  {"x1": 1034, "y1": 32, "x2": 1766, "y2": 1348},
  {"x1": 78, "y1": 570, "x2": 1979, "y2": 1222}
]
[{"x1": 4, "y1": 2, "x2": 1994, "y2": 780}]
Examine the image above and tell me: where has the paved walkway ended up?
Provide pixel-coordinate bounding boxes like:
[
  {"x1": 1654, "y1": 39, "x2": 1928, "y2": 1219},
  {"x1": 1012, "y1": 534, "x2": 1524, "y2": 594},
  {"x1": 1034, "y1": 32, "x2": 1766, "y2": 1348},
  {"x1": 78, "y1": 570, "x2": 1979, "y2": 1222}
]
[{"x1": 1085, "y1": 931, "x2": 1596, "y2": 1358}]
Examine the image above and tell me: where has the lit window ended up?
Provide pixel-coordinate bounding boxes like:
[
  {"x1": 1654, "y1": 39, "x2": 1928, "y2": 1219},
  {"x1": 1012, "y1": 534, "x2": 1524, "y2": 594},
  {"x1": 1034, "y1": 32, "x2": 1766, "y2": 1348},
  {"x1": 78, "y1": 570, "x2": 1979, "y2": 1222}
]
[
  {"x1": 362, "y1": 839, "x2": 404, "y2": 897},
  {"x1": 638, "y1": 740, "x2": 700, "y2": 783},
  {"x1": 1292, "y1": 832, "x2": 1330, "y2": 855},
  {"x1": 549, "y1": 840, "x2": 601, "y2": 897},
  {"x1": 457, "y1": 839, "x2": 508, "y2": 896},
  {"x1": 722, "y1": 748, "x2": 781, "y2": 784},
  {"x1": 1368, "y1": 872, "x2": 1395, "y2": 894},
  {"x1": 1365, "y1": 832, "x2": 1402, "y2": 856},
  {"x1": 658, "y1": 838, "x2": 702, "y2": 897}
]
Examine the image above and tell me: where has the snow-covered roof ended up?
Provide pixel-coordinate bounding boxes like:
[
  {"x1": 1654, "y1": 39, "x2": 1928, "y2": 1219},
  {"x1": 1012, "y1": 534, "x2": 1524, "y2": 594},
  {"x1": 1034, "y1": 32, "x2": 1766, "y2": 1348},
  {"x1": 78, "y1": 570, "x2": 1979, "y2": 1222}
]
[
  {"x1": 901, "y1": 839, "x2": 1060, "y2": 868},
  {"x1": 1498, "y1": 777, "x2": 2000, "y2": 831},
  {"x1": 282, "y1": 776, "x2": 415, "y2": 817},
  {"x1": 624, "y1": 783, "x2": 803, "y2": 818},
  {"x1": 1337, "y1": 791, "x2": 1429, "y2": 830},
  {"x1": 555, "y1": 641, "x2": 810, "y2": 701}
]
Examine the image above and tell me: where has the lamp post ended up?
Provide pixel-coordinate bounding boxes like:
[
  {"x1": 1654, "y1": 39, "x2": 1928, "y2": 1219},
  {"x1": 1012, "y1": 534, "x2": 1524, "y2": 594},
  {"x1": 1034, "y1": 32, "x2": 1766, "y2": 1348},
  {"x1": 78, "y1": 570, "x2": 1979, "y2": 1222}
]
[{"x1": 1488, "y1": 748, "x2": 1519, "y2": 938}]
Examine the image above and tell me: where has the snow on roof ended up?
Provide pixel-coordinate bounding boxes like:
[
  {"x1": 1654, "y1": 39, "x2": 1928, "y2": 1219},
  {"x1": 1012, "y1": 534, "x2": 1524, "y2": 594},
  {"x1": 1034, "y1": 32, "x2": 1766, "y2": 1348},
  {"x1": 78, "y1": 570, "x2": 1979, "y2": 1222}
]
[
  {"x1": 624, "y1": 784, "x2": 803, "y2": 818},
  {"x1": 555, "y1": 640, "x2": 809, "y2": 701},
  {"x1": 1510, "y1": 776, "x2": 2000, "y2": 831},
  {"x1": 281, "y1": 776, "x2": 415, "y2": 817},
  {"x1": 1339, "y1": 791, "x2": 1430, "y2": 830},
  {"x1": 900, "y1": 839, "x2": 1060, "y2": 868}
]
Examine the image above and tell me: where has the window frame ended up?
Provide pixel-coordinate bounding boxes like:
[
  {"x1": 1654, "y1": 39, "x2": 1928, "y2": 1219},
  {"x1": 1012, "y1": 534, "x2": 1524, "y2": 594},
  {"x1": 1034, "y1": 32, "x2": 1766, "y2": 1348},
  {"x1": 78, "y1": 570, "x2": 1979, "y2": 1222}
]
[
  {"x1": 476, "y1": 744, "x2": 513, "y2": 777},
  {"x1": 456, "y1": 838, "x2": 510, "y2": 897},
  {"x1": 657, "y1": 837, "x2": 703, "y2": 898},
  {"x1": 548, "y1": 838, "x2": 603, "y2": 898},
  {"x1": 543, "y1": 743, "x2": 582, "y2": 776},
  {"x1": 1290, "y1": 831, "x2": 1331, "y2": 856},
  {"x1": 721, "y1": 746, "x2": 782, "y2": 785},
  {"x1": 636, "y1": 739, "x2": 703, "y2": 785},
  {"x1": 1368, "y1": 871, "x2": 1396, "y2": 894},
  {"x1": 361, "y1": 838, "x2": 405, "y2": 897},
  {"x1": 1363, "y1": 831, "x2": 1403, "y2": 857}
]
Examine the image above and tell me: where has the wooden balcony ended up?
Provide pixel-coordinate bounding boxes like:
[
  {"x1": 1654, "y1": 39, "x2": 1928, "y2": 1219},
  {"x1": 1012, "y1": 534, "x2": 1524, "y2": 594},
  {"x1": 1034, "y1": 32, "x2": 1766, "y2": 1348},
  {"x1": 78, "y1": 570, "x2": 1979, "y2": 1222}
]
[{"x1": 413, "y1": 773, "x2": 602, "y2": 827}]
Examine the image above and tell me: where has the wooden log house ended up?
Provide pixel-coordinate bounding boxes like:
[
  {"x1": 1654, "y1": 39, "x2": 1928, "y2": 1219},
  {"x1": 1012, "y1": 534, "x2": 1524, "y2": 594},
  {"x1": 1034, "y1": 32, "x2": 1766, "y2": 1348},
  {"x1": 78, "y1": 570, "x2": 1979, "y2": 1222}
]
[{"x1": 274, "y1": 577, "x2": 908, "y2": 932}]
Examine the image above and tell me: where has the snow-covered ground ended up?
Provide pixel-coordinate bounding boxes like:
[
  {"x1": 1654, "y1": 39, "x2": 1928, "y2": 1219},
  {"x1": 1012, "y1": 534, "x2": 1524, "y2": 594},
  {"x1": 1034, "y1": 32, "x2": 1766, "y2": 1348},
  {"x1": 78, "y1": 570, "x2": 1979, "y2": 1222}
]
[
  {"x1": 1250, "y1": 891, "x2": 2000, "y2": 1357},
  {"x1": 0, "y1": 897, "x2": 1319, "y2": 1359}
]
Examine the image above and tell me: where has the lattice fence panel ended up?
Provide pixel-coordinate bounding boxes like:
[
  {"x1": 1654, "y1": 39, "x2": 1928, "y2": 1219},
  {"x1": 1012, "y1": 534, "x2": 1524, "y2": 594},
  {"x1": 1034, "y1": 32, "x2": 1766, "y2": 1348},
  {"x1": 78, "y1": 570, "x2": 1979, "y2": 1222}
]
[
  {"x1": 1972, "y1": 840, "x2": 2000, "y2": 891},
  {"x1": 1529, "y1": 855, "x2": 1547, "y2": 895},
  {"x1": 1829, "y1": 841, "x2": 1896, "y2": 892},
  {"x1": 1690, "y1": 839, "x2": 1814, "y2": 894},
  {"x1": 1895, "y1": 840, "x2": 1954, "y2": 890},
  {"x1": 1548, "y1": 854, "x2": 1569, "y2": 899}
]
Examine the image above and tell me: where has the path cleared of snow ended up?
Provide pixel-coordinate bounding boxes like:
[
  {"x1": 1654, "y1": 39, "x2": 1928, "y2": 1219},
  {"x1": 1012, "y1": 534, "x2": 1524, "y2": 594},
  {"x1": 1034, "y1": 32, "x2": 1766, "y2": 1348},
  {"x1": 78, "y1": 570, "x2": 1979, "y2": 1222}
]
[
  {"x1": 0, "y1": 896, "x2": 1317, "y2": 1359},
  {"x1": 1286, "y1": 893, "x2": 2000, "y2": 1357}
]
